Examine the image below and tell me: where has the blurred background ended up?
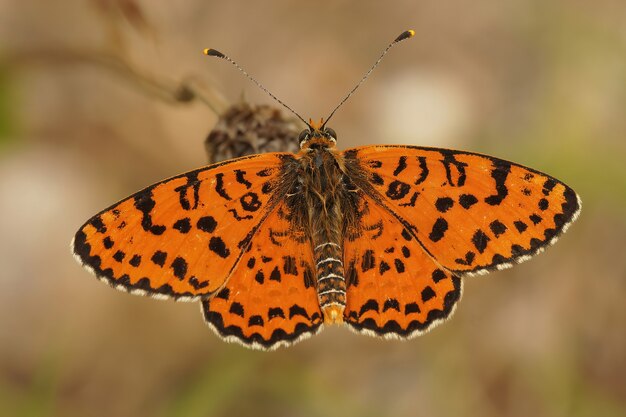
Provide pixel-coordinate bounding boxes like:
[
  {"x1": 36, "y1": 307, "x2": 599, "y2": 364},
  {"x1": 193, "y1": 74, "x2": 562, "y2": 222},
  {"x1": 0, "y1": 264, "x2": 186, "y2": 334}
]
[{"x1": 1, "y1": 0, "x2": 625, "y2": 416}]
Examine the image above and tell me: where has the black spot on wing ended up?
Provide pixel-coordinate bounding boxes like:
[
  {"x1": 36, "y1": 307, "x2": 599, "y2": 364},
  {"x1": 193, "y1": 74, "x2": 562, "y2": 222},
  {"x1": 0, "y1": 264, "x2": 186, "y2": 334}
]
[
  {"x1": 268, "y1": 307, "x2": 285, "y2": 320},
  {"x1": 491, "y1": 254, "x2": 507, "y2": 264},
  {"x1": 399, "y1": 192, "x2": 419, "y2": 207},
  {"x1": 386, "y1": 180, "x2": 410, "y2": 200},
  {"x1": 171, "y1": 257, "x2": 188, "y2": 280},
  {"x1": 514, "y1": 220, "x2": 528, "y2": 233},
  {"x1": 103, "y1": 236, "x2": 114, "y2": 249},
  {"x1": 459, "y1": 194, "x2": 478, "y2": 209},
  {"x1": 216, "y1": 288, "x2": 230, "y2": 300},
  {"x1": 379, "y1": 260, "x2": 391, "y2": 274},
  {"x1": 361, "y1": 250, "x2": 375, "y2": 272},
  {"x1": 435, "y1": 197, "x2": 454, "y2": 213},
  {"x1": 542, "y1": 178, "x2": 557, "y2": 196},
  {"x1": 173, "y1": 218, "x2": 191, "y2": 233},
  {"x1": 189, "y1": 276, "x2": 208, "y2": 290},
  {"x1": 151, "y1": 250, "x2": 167, "y2": 267},
  {"x1": 289, "y1": 304, "x2": 310, "y2": 319},
  {"x1": 240, "y1": 192, "x2": 262, "y2": 212},
  {"x1": 429, "y1": 218, "x2": 448, "y2": 242},
  {"x1": 510, "y1": 244, "x2": 525, "y2": 257},
  {"x1": 432, "y1": 269, "x2": 446, "y2": 283},
  {"x1": 113, "y1": 250, "x2": 125, "y2": 262},
  {"x1": 394, "y1": 259, "x2": 405, "y2": 273},
  {"x1": 134, "y1": 190, "x2": 166, "y2": 235},
  {"x1": 530, "y1": 238, "x2": 543, "y2": 250},
  {"x1": 269, "y1": 266, "x2": 281, "y2": 282},
  {"x1": 455, "y1": 251, "x2": 475, "y2": 266},
  {"x1": 197, "y1": 216, "x2": 217, "y2": 233},
  {"x1": 229, "y1": 209, "x2": 253, "y2": 221},
  {"x1": 489, "y1": 220, "x2": 507, "y2": 237},
  {"x1": 471, "y1": 229, "x2": 490, "y2": 254},
  {"x1": 304, "y1": 266, "x2": 315, "y2": 289},
  {"x1": 414, "y1": 156, "x2": 429, "y2": 185},
  {"x1": 247, "y1": 257, "x2": 256, "y2": 269},
  {"x1": 209, "y1": 236, "x2": 230, "y2": 258},
  {"x1": 214, "y1": 173, "x2": 231, "y2": 200},
  {"x1": 229, "y1": 302, "x2": 244, "y2": 317},
  {"x1": 421, "y1": 286, "x2": 436, "y2": 302},
  {"x1": 282, "y1": 256, "x2": 298, "y2": 276},
  {"x1": 393, "y1": 156, "x2": 407, "y2": 176},
  {"x1": 484, "y1": 160, "x2": 511, "y2": 206},
  {"x1": 248, "y1": 315, "x2": 264, "y2": 327},
  {"x1": 234, "y1": 169, "x2": 252, "y2": 189},
  {"x1": 383, "y1": 299, "x2": 400, "y2": 312},
  {"x1": 405, "y1": 302, "x2": 420, "y2": 315},
  {"x1": 89, "y1": 216, "x2": 107, "y2": 234},
  {"x1": 255, "y1": 270, "x2": 264, "y2": 284},
  {"x1": 359, "y1": 299, "x2": 379, "y2": 317},
  {"x1": 129, "y1": 254, "x2": 141, "y2": 267},
  {"x1": 256, "y1": 168, "x2": 274, "y2": 177},
  {"x1": 261, "y1": 181, "x2": 273, "y2": 194},
  {"x1": 371, "y1": 173, "x2": 384, "y2": 186}
]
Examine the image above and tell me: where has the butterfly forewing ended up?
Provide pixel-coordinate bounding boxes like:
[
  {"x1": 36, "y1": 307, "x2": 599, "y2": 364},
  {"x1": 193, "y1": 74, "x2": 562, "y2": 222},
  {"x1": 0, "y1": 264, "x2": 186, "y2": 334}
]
[
  {"x1": 72, "y1": 153, "x2": 291, "y2": 300},
  {"x1": 345, "y1": 145, "x2": 581, "y2": 276}
]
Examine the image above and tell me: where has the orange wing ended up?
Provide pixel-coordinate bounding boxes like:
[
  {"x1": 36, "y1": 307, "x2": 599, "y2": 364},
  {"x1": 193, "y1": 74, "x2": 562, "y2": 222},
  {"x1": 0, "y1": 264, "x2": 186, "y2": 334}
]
[
  {"x1": 202, "y1": 202, "x2": 323, "y2": 350},
  {"x1": 344, "y1": 146, "x2": 581, "y2": 276},
  {"x1": 343, "y1": 192, "x2": 461, "y2": 338},
  {"x1": 72, "y1": 153, "x2": 292, "y2": 301}
]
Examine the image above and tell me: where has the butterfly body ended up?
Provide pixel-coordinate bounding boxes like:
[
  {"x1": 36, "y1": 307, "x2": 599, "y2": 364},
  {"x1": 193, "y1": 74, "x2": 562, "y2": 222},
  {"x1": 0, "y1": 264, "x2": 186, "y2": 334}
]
[{"x1": 287, "y1": 141, "x2": 348, "y2": 324}]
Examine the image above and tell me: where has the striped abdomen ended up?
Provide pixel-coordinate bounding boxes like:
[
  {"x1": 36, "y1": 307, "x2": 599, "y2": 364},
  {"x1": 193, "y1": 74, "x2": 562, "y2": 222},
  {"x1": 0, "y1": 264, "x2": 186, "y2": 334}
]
[{"x1": 315, "y1": 241, "x2": 346, "y2": 323}]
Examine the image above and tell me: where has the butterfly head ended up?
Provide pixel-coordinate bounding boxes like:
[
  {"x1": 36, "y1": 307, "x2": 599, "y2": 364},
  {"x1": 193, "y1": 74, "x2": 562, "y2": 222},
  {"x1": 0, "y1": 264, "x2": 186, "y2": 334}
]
[{"x1": 299, "y1": 118, "x2": 337, "y2": 150}]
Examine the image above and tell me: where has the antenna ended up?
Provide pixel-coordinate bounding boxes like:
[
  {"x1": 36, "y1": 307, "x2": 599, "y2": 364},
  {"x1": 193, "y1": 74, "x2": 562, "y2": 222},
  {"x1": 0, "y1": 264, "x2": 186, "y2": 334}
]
[
  {"x1": 203, "y1": 48, "x2": 311, "y2": 129},
  {"x1": 205, "y1": 29, "x2": 415, "y2": 132},
  {"x1": 321, "y1": 29, "x2": 415, "y2": 129}
]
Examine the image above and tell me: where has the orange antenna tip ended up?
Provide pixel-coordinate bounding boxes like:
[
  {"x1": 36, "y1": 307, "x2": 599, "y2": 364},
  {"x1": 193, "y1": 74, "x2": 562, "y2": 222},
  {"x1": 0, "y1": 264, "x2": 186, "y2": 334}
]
[
  {"x1": 203, "y1": 48, "x2": 225, "y2": 58},
  {"x1": 395, "y1": 30, "x2": 415, "y2": 43}
]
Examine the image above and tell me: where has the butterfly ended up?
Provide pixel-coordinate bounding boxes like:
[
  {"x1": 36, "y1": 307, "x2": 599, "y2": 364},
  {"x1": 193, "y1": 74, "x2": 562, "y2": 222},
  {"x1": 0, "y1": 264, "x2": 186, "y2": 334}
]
[{"x1": 72, "y1": 30, "x2": 581, "y2": 350}]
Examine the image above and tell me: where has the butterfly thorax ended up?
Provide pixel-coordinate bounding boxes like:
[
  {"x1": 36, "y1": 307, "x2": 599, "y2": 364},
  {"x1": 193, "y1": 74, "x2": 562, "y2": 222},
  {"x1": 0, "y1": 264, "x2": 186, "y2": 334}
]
[{"x1": 286, "y1": 131, "x2": 348, "y2": 324}]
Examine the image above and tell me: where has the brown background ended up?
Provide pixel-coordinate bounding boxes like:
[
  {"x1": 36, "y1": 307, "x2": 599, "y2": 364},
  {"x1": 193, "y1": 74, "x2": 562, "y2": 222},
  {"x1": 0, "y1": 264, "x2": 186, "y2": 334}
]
[{"x1": 1, "y1": 1, "x2": 625, "y2": 416}]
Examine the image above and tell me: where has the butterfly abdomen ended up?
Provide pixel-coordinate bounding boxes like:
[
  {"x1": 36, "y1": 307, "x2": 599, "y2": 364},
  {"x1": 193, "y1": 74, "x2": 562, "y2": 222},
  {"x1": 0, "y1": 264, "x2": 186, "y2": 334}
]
[{"x1": 314, "y1": 241, "x2": 346, "y2": 323}]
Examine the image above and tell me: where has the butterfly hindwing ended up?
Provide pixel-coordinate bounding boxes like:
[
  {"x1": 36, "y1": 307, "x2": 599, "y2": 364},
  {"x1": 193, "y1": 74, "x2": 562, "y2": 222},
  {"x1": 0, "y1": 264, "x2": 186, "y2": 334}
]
[
  {"x1": 345, "y1": 145, "x2": 581, "y2": 276},
  {"x1": 343, "y1": 192, "x2": 462, "y2": 338},
  {"x1": 72, "y1": 153, "x2": 292, "y2": 300},
  {"x1": 202, "y1": 201, "x2": 323, "y2": 350}
]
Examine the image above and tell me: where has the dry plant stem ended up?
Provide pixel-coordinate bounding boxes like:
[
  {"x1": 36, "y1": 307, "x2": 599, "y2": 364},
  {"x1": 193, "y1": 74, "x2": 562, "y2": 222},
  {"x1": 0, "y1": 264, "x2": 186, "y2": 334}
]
[{"x1": 5, "y1": 48, "x2": 228, "y2": 115}]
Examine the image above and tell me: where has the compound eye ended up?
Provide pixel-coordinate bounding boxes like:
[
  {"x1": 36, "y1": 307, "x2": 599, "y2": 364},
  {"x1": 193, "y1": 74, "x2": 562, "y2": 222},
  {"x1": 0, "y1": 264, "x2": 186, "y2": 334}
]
[
  {"x1": 324, "y1": 127, "x2": 337, "y2": 140},
  {"x1": 298, "y1": 130, "x2": 310, "y2": 144}
]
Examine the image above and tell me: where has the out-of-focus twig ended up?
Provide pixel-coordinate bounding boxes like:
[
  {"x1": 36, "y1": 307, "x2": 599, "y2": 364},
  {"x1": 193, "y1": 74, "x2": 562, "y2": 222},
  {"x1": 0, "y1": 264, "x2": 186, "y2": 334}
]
[{"x1": 5, "y1": 48, "x2": 228, "y2": 115}]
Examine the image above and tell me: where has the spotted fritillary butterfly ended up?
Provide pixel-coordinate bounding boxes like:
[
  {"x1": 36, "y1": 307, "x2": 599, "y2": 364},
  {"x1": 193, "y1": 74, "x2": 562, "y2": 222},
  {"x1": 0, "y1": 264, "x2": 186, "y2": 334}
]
[{"x1": 72, "y1": 31, "x2": 581, "y2": 350}]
